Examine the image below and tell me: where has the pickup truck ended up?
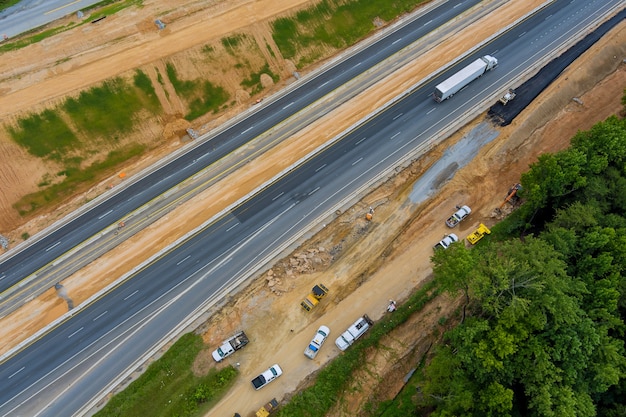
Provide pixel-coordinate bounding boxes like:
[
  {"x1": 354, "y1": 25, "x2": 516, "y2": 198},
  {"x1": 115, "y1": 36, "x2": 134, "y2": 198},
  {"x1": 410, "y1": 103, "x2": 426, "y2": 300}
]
[
  {"x1": 446, "y1": 205, "x2": 471, "y2": 227},
  {"x1": 335, "y1": 315, "x2": 373, "y2": 351},
  {"x1": 251, "y1": 364, "x2": 283, "y2": 390},
  {"x1": 433, "y1": 233, "x2": 459, "y2": 250},
  {"x1": 304, "y1": 325, "x2": 330, "y2": 359},
  {"x1": 212, "y1": 331, "x2": 249, "y2": 362}
]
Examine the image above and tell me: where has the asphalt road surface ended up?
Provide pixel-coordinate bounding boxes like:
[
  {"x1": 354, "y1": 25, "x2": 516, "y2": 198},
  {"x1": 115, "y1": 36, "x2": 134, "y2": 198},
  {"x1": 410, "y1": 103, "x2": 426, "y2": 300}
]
[
  {"x1": 0, "y1": 0, "x2": 102, "y2": 38},
  {"x1": 0, "y1": 0, "x2": 484, "y2": 310},
  {"x1": 0, "y1": 0, "x2": 622, "y2": 415}
]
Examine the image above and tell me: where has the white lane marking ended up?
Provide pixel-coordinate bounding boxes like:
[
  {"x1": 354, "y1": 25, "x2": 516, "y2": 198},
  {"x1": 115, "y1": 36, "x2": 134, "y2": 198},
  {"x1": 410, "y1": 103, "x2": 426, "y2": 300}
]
[
  {"x1": 93, "y1": 311, "x2": 108, "y2": 322},
  {"x1": 8, "y1": 367, "x2": 25, "y2": 379},
  {"x1": 318, "y1": 81, "x2": 330, "y2": 89},
  {"x1": 352, "y1": 158, "x2": 363, "y2": 166},
  {"x1": 392, "y1": 38, "x2": 402, "y2": 45},
  {"x1": 272, "y1": 192, "x2": 284, "y2": 201},
  {"x1": 176, "y1": 255, "x2": 191, "y2": 265},
  {"x1": 308, "y1": 187, "x2": 320, "y2": 196},
  {"x1": 0, "y1": 274, "x2": 5, "y2": 281},
  {"x1": 545, "y1": 14, "x2": 552, "y2": 20},
  {"x1": 356, "y1": 137, "x2": 366, "y2": 145},
  {"x1": 241, "y1": 126, "x2": 253, "y2": 135},
  {"x1": 519, "y1": 31, "x2": 526, "y2": 37},
  {"x1": 98, "y1": 210, "x2": 113, "y2": 220},
  {"x1": 67, "y1": 327, "x2": 84, "y2": 339},
  {"x1": 22, "y1": 203, "x2": 297, "y2": 416},
  {"x1": 315, "y1": 164, "x2": 326, "y2": 172},
  {"x1": 390, "y1": 132, "x2": 401, "y2": 140},
  {"x1": 45, "y1": 242, "x2": 61, "y2": 252},
  {"x1": 354, "y1": 61, "x2": 361, "y2": 67},
  {"x1": 453, "y1": 3, "x2": 462, "y2": 8},
  {"x1": 393, "y1": 113, "x2": 403, "y2": 120},
  {"x1": 226, "y1": 223, "x2": 239, "y2": 232},
  {"x1": 283, "y1": 102, "x2": 295, "y2": 109},
  {"x1": 424, "y1": 19, "x2": 433, "y2": 25},
  {"x1": 123, "y1": 290, "x2": 138, "y2": 301},
  {"x1": 427, "y1": 108, "x2": 436, "y2": 115}
]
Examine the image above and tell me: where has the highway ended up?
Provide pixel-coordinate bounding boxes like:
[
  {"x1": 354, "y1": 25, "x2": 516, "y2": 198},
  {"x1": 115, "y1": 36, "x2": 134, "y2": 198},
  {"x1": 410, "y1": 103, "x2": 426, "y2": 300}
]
[
  {"x1": 0, "y1": 0, "x2": 486, "y2": 313},
  {"x1": 0, "y1": 0, "x2": 102, "y2": 39},
  {"x1": 0, "y1": 0, "x2": 623, "y2": 415}
]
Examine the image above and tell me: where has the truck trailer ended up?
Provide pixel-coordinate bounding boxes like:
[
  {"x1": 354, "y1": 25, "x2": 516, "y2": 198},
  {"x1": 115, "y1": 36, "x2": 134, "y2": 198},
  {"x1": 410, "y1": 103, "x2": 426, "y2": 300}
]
[{"x1": 433, "y1": 55, "x2": 498, "y2": 102}]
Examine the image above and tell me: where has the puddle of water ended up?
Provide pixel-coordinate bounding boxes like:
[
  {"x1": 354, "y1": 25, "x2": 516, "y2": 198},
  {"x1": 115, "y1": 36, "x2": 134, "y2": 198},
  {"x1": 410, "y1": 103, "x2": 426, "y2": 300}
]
[{"x1": 409, "y1": 121, "x2": 499, "y2": 204}]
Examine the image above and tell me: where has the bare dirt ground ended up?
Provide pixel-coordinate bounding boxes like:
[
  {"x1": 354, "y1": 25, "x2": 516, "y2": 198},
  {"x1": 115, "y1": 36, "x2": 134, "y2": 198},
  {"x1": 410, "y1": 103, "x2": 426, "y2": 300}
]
[
  {"x1": 0, "y1": 0, "x2": 547, "y2": 354},
  {"x1": 0, "y1": 0, "x2": 624, "y2": 415}
]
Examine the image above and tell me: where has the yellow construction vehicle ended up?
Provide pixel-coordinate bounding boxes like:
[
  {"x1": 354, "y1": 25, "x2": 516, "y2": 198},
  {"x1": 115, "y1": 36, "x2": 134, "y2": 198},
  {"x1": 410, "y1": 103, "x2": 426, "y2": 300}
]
[
  {"x1": 300, "y1": 284, "x2": 329, "y2": 311},
  {"x1": 256, "y1": 398, "x2": 279, "y2": 417},
  {"x1": 467, "y1": 223, "x2": 491, "y2": 245}
]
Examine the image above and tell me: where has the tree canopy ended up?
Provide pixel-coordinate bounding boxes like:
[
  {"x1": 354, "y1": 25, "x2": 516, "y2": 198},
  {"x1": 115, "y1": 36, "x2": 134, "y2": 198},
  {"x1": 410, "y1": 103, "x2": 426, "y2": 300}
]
[{"x1": 418, "y1": 114, "x2": 626, "y2": 416}]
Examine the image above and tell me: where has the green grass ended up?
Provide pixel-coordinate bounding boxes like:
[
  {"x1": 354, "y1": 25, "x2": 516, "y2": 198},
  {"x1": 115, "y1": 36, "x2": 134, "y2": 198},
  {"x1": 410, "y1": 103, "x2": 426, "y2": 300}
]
[
  {"x1": 95, "y1": 333, "x2": 238, "y2": 417},
  {"x1": 241, "y1": 63, "x2": 280, "y2": 94},
  {"x1": 13, "y1": 143, "x2": 146, "y2": 215},
  {"x1": 63, "y1": 77, "x2": 148, "y2": 137},
  {"x1": 166, "y1": 63, "x2": 229, "y2": 121},
  {"x1": 221, "y1": 34, "x2": 247, "y2": 55},
  {"x1": 7, "y1": 110, "x2": 79, "y2": 161},
  {"x1": 133, "y1": 69, "x2": 162, "y2": 113},
  {"x1": 0, "y1": 0, "x2": 20, "y2": 13},
  {"x1": 272, "y1": 0, "x2": 428, "y2": 63}
]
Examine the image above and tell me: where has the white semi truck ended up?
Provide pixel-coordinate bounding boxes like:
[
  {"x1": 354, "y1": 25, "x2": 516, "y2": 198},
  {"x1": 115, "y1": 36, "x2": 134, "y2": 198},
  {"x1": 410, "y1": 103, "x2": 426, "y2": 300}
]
[{"x1": 433, "y1": 55, "x2": 498, "y2": 102}]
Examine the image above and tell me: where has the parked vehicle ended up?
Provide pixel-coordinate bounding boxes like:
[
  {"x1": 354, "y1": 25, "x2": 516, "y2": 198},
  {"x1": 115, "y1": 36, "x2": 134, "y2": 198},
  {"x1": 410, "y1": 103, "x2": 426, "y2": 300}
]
[
  {"x1": 304, "y1": 325, "x2": 330, "y2": 359},
  {"x1": 335, "y1": 315, "x2": 373, "y2": 351},
  {"x1": 300, "y1": 284, "x2": 329, "y2": 311},
  {"x1": 211, "y1": 331, "x2": 249, "y2": 362},
  {"x1": 251, "y1": 364, "x2": 283, "y2": 390},
  {"x1": 446, "y1": 205, "x2": 471, "y2": 227},
  {"x1": 433, "y1": 55, "x2": 498, "y2": 102},
  {"x1": 467, "y1": 223, "x2": 491, "y2": 244},
  {"x1": 433, "y1": 233, "x2": 459, "y2": 250},
  {"x1": 256, "y1": 398, "x2": 279, "y2": 417}
]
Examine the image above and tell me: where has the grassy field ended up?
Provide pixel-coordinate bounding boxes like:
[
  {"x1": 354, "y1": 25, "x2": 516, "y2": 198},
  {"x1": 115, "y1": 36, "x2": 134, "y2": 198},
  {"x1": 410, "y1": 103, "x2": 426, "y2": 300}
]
[
  {"x1": 272, "y1": 0, "x2": 427, "y2": 66},
  {"x1": 7, "y1": 72, "x2": 161, "y2": 217},
  {"x1": 95, "y1": 333, "x2": 238, "y2": 417},
  {"x1": 165, "y1": 63, "x2": 230, "y2": 121}
]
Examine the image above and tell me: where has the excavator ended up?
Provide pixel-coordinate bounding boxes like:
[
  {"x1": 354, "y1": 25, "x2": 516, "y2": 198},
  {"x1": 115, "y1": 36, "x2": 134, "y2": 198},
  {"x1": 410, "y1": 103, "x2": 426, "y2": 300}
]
[{"x1": 496, "y1": 183, "x2": 522, "y2": 213}]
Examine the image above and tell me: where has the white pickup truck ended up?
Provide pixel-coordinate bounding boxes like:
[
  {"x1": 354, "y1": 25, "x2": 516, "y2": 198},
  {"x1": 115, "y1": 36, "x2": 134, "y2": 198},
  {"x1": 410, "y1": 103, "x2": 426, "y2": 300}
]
[
  {"x1": 212, "y1": 331, "x2": 249, "y2": 362},
  {"x1": 446, "y1": 205, "x2": 471, "y2": 227},
  {"x1": 433, "y1": 233, "x2": 459, "y2": 250},
  {"x1": 335, "y1": 315, "x2": 373, "y2": 351},
  {"x1": 251, "y1": 364, "x2": 283, "y2": 390}
]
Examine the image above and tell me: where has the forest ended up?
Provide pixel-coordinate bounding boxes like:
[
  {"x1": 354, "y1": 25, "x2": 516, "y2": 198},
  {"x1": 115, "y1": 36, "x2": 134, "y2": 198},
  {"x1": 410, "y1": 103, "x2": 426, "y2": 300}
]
[{"x1": 419, "y1": 106, "x2": 626, "y2": 416}]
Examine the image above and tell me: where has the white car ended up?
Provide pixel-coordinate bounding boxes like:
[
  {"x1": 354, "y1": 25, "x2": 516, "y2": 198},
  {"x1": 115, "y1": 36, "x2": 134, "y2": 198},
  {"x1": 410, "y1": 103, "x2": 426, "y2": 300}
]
[
  {"x1": 433, "y1": 233, "x2": 459, "y2": 250},
  {"x1": 304, "y1": 325, "x2": 330, "y2": 359},
  {"x1": 251, "y1": 364, "x2": 282, "y2": 390}
]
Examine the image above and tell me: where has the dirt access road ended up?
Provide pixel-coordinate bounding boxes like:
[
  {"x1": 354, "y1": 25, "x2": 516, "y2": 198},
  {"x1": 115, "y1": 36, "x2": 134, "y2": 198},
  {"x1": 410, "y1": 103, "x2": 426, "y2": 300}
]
[
  {"x1": 0, "y1": 0, "x2": 623, "y2": 415},
  {"x1": 0, "y1": 0, "x2": 548, "y2": 356}
]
